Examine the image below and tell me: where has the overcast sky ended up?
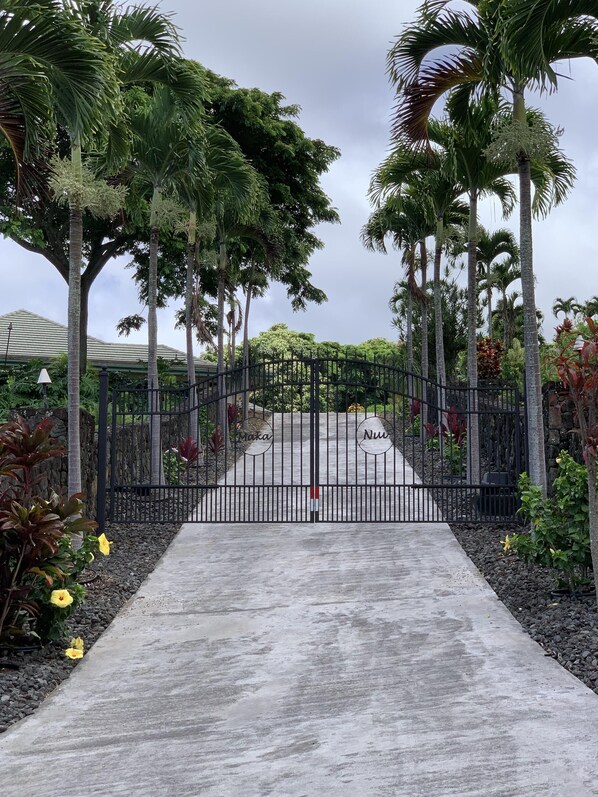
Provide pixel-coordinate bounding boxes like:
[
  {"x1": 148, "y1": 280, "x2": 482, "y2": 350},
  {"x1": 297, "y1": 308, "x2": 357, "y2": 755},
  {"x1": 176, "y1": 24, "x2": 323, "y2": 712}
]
[{"x1": 1, "y1": 0, "x2": 597, "y2": 354}]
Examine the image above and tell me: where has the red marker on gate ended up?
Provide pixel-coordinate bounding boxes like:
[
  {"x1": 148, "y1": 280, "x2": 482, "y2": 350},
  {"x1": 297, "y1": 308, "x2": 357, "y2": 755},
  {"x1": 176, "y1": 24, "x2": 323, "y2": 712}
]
[{"x1": 310, "y1": 486, "x2": 320, "y2": 513}]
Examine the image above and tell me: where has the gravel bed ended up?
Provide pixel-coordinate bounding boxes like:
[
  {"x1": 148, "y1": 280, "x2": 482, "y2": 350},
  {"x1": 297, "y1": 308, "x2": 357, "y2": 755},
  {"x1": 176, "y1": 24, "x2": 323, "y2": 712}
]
[{"x1": 451, "y1": 522, "x2": 598, "y2": 694}]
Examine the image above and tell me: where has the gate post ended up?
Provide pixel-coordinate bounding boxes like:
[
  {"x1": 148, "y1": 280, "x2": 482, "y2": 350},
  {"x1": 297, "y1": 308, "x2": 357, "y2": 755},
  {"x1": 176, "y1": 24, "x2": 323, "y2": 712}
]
[{"x1": 96, "y1": 368, "x2": 109, "y2": 532}]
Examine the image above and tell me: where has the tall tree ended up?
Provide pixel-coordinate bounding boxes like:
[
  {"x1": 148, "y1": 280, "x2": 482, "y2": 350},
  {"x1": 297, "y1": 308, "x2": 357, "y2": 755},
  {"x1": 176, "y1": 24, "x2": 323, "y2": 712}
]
[
  {"x1": 488, "y1": 257, "x2": 522, "y2": 349},
  {"x1": 0, "y1": 2, "x2": 200, "y2": 373},
  {"x1": 552, "y1": 296, "x2": 580, "y2": 321},
  {"x1": 388, "y1": 0, "x2": 578, "y2": 493},
  {"x1": 476, "y1": 226, "x2": 519, "y2": 338},
  {"x1": 206, "y1": 75, "x2": 340, "y2": 293},
  {"x1": 361, "y1": 198, "x2": 429, "y2": 385},
  {"x1": 440, "y1": 97, "x2": 517, "y2": 481},
  {"x1": 369, "y1": 134, "x2": 468, "y2": 393},
  {"x1": 129, "y1": 86, "x2": 205, "y2": 483},
  {"x1": 0, "y1": 0, "x2": 107, "y2": 183}
]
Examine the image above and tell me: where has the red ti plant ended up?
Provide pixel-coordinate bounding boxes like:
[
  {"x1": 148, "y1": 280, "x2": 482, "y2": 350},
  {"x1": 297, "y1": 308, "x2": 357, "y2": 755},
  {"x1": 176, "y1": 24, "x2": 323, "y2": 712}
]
[
  {"x1": 178, "y1": 437, "x2": 199, "y2": 469},
  {"x1": 0, "y1": 417, "x2": 97, "y2": 642},
  {"x1": 227, "y1": 403, "x2": 239, "y2": 428},
  {"x1": 410, "y1": 399, "x2": 421, "y2": 421},
  {"x1": 445, "y1": 405, "x2": 467, "y2": 446},
  {"x1": 554, "y1": 317, "x2": 598, "y2": 604},
  {"x1": 208, "y1": 426, "x2": 224, "y2": 455}
]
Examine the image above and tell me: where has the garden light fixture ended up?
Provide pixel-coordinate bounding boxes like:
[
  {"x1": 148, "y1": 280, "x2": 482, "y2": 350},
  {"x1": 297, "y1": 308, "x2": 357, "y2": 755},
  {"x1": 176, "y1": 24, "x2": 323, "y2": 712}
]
[{"x1": 37, "y1": 367, "x2": 52, "y2": 410}]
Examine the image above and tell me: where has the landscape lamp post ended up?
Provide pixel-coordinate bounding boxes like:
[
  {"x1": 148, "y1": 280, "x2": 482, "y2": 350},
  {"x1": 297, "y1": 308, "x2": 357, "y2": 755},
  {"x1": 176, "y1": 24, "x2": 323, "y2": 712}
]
[{"x1": 37, "y1": 368, "x2": 52, "y2": 411}]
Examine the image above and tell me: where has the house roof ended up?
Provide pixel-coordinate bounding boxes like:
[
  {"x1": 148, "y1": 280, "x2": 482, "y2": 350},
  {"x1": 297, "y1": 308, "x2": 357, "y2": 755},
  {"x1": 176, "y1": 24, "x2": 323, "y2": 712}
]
[{"x1": 0, "y1": 310, "x2": 215, "y2": 374}]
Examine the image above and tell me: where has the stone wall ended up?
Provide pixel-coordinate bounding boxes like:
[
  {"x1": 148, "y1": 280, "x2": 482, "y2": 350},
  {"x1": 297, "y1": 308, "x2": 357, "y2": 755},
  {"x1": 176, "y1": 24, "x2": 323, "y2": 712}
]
[
  {"x1": 8, "y1": 408, "x2": 97, "y2": 515},
  {"x1": 6, "y1": 409, "x2": 188, "y2": 520},
  {"x1": 103, "y1": 414, "x2": 189, "y2": 491}
]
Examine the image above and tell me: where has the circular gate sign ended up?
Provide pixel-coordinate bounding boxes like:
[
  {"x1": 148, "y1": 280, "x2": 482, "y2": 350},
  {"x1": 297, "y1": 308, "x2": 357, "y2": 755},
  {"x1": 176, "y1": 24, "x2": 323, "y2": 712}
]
[
  {"x1": 356, "y1": 416, "x2": 393, "y2": 455},
  {"x1": 232, "y1": 418, "x2": 273, "y2": 456}
]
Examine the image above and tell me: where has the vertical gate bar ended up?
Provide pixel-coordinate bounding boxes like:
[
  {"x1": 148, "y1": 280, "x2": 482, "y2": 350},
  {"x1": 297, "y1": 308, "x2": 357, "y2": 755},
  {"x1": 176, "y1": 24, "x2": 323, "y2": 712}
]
[{"x1": 96, "y1": 369, "x2": 109, "y2": 531}]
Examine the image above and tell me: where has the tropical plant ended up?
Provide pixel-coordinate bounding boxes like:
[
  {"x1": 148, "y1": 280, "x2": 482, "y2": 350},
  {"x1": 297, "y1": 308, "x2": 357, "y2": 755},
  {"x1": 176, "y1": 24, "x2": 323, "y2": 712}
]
[
  {"x1": 507, "y1": 454, "x2": 593, "y2": 594},
  {"x1": 433, "y1": 97, "x2": 517, "y2": 482},
  {"x1": 476, "y1": 226, "x2": 519, "y2": 337},
  {"x1": 0, "y1": 417, "x2": 98, "y2": 643},
  {"x1": 552, "y1": 296, "x2": 581, "y2": 321},
  {"x1": 47, "y1": 0, "x2": 194, "y2": 498},
  {"x1": 369, "y1": 136, "x2": 468, "y2": 393},
  {"x1": 362, "y1": 195, "x2": 430, "y2": 392},
  {"x1": 0, "y1": 0, "x2": 108, "y2": 182},
  {"x1": 486, "y1": 257, "x2": 522, "y2": 349},
  {"x1": 477, "y1": 338, "x2": 504, "y2": 381},
  {"x1": 552, "y1": 317, "x2": 598, "y2": 605},
  {"x1": 388, "y1": 0, "x2": 578, "y2": 494},
  {"x1": 128, "y1": 85, "x2": 205, "y2": 483}
]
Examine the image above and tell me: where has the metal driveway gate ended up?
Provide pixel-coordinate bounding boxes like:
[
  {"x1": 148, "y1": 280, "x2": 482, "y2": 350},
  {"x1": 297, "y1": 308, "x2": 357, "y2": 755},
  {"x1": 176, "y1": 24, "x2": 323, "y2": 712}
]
[{"x1": 97, "y1": 358, "x2": 526, "y2": 525}]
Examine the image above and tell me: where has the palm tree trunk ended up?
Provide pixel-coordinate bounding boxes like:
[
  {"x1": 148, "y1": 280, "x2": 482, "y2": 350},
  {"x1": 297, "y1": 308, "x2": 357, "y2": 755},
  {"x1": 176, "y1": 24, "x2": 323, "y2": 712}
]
[
  {"x1": 67, "y1": 142, "x2": 82, "y2": 500},
  {"x1": 217, "y1": 240, "x2": 228, "y2": 441},
  {"x1": 487, "y1": 282, "x2": 493, "y2": 339},
  {"x1": 148, "y1": 187, "x2": 163, "y2": 485},
  {"x1": 433, "y1": 223, "x2": 447, "y2": 387},
  {"x1": 406, "y1": 249, "x2": 415, "y2": 404},
  {"x1": 419, "y1": 239, "x2": 429, "y2": 433},
  {"x1": 230, "y1": 294, "x2": 237, "y2": 366},
  {"x1": 434, "y1": 220, "x2": 447, "y2": 427},
  {"x1": 467, "y1": 192, "x2": 480, "y2": 484},
  {"x1": 79, "y1": 277, "x2": 91, "y2": 375},
  {"x1": 515, "y1": 87, "x2": 547, "y2": 495},
  {"x1": 185, "y1": 211, "x2": 200, "y2": 453},
  {"x1": 242, "y1": 283, "x2": 253, "y2": 422}
]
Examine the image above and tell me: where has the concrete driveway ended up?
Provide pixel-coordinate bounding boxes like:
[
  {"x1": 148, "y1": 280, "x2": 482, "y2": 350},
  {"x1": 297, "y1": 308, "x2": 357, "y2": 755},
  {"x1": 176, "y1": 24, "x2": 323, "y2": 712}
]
[
  {"x1": 1, "y1": 518, "x2": 598, "y2": 796},
  {"x1": 2, "y1": 412, "x2": 598, "y2": 796}
]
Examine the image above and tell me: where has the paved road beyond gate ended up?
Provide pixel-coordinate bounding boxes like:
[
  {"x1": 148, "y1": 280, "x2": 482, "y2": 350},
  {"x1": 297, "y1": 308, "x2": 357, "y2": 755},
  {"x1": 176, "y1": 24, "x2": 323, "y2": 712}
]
[{"x1": 97, "y1": 357, "x2": 525, "y2": 525}]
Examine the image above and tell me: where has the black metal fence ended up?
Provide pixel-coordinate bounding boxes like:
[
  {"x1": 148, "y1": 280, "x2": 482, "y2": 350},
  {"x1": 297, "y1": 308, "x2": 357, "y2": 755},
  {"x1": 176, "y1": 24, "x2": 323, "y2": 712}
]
[{"x1": 97, "y1": 357, "x2": 526, "y2": 525}]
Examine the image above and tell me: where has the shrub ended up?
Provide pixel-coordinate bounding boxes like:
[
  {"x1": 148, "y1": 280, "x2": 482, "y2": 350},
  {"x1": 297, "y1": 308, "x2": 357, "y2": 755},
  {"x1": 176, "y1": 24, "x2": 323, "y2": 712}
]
[
  {"x1": 163, "y1": 449, "x2": 185, "y2": 485},
  {"x1": 347, "y1": 403, "x2": 365, "y2": 412},
  {"x1": 501, "y1": 339, "x2": 525, "y2": 389},
  {"x1": 0, "y1": 417, "x2": 99, "y2": 644},
  {"x1": 477, "y1": 337, "x2": 504, "y2": 380},
  {"x1": 505, "y1": 452, "x2": 593, "y2": 593}
]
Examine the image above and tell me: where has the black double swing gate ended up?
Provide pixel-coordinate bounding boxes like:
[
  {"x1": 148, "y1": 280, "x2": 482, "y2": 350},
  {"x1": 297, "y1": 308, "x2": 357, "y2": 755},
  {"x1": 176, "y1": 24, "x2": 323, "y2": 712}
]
[{"x1": 97, "y1": 357, "x2": 526, "y2": 526}]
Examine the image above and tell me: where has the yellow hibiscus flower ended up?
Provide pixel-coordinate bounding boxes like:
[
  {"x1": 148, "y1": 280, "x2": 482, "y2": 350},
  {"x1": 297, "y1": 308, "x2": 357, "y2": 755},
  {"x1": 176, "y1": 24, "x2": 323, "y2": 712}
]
[
  {"x1": 501, "y1": 535, "x2": 511, "y2": 552},
  {"x1": 97, "y1": 533, "x2": 112, "y2": 556},
  {"x1": 50, "y1": 589, "x2": 73, "y2": 608},
  {"x1": 64, "y1": 647, "x2": 83, "y2": 660},
  {"x1": 70, "y1": 637, "x2": 84, "y2": 651}
]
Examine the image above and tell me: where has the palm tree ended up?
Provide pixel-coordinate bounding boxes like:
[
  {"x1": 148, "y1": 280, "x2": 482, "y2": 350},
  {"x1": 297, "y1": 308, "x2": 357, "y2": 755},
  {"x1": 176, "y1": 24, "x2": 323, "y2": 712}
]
[
  {"x1": 489, "y1": 258, "x2": 522, "y2": 349},
  {"x1": 370, "y1": 130, "x2": 468, "y2": 393},
  {"x1": 477, "y1": 226, "x2": 519, "y2": 337},
  {"x1": 0, "y1": 0, "x2": 107, "y2": 183},
  {"x1": 552, "y1": 296, "x2": 581, "y2": 321},
  {"x1": 439, "y1": 97, "x2": 517, "y2": 481},
  {"x1": 388, "y1": 0, "x2": 578, "y2": 494},
  {"x1": 129, "y1": 87, "x2": 205, "y2": 484},
  {"x1": 361, "y1": 197, "x2": 429, "y2": 388},
  {"x1": 582, "y1": 297, "x2": 598, "y2": 319},
  {"x1": 51, "y1": 0, "x2": 195, "y2": 498}
]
